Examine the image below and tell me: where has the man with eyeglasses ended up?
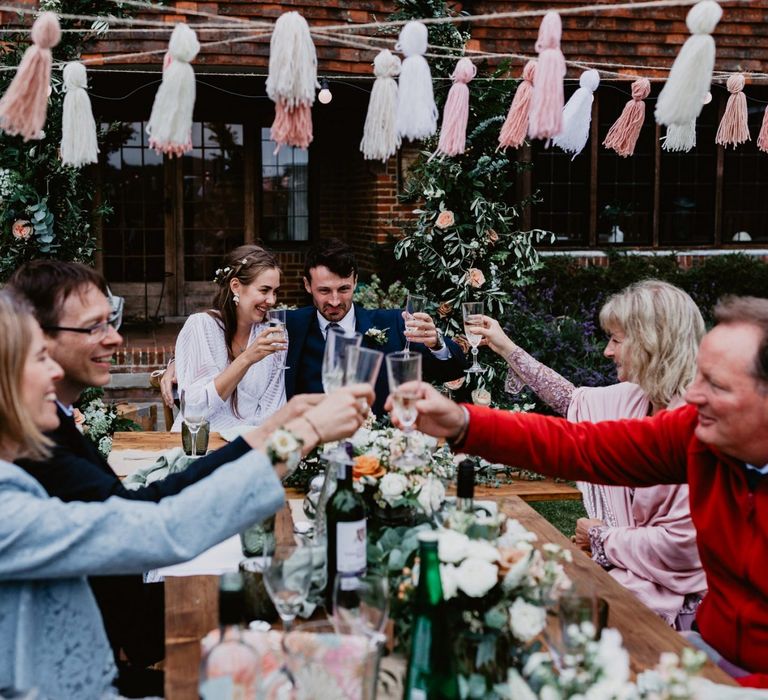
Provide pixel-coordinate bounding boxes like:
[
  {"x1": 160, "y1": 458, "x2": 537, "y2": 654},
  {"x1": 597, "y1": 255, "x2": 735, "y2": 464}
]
[{"x1": 6, "y1": 260, "x2": 269, "y2": 697}]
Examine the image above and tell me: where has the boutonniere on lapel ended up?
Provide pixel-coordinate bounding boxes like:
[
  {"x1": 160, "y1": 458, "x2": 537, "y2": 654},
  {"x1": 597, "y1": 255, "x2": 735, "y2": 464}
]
[{"x1": 364, "y1": 327, "x2": 389, "y2": 346}]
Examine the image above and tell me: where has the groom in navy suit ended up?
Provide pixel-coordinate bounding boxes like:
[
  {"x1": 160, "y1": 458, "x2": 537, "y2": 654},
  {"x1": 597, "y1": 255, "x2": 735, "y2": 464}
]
[{"x1": 286, "y1": 239, "x2": 467, "y2": 416}]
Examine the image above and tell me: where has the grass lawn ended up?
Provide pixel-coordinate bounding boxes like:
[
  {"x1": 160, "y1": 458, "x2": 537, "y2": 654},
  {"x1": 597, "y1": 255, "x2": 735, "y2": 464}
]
[{"x1": 528, "y1": 498, "x2": 587, "y2": 538}]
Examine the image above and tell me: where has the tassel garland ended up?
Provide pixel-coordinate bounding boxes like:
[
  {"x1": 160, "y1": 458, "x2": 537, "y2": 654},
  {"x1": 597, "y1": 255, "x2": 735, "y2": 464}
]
[
  {"x1": 553, "y1": 69, "x2": 600, "y2": 158},
  {"x1": 603, "y1": 78, "x2": 651, "y2": 158},
  {"x1": 715, "y1": 73, "x2": 750, "y2": 148},
  {"x1": 662, "y1": 120, "x2": 697, "y2": 152},
  {"x1": 60, "y1": 62, "x2": 99, "y2": 168},
  {"x1": 436, "y1": 57, "x2": 477, "y2": 157},
  {"x1": 757, "y1": 107, "x2": 768, "y2": 154},
  {"x1": 528, "y1": 12, "x2": 566, "y2": 141},
  {"x1": 266, "y1": 12, "x2": 318, "y2": 152},
  {"x1": 360, "y1": 49, "x2": 401, "y2": 162},
  {"x1": 498, "y1": 60, "x2": 536, "y2": 150},
  {"x1": 0, "y1": 12, "x2": 60, "y2": 141},
  {"x1": 396, "y1": 21, "x2": 438, "y2": 142},
  {"x1": 145, "y1": 23, "x2": 199, "y2": 156},
  {"x1": 655, "y1": 0, "x2": 722, "y2": 127}
]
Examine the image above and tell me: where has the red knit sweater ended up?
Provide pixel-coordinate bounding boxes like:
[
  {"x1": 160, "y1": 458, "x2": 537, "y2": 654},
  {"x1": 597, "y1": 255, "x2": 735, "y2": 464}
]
[{"x1": 463, "y1": 403, "x2": 768, "y2": 686}]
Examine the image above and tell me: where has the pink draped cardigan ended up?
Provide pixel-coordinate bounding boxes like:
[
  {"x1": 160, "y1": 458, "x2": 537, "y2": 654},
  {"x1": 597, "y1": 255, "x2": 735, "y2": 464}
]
[{"x1": 505, "y1": 348, "x2": 707, "y2": 626}]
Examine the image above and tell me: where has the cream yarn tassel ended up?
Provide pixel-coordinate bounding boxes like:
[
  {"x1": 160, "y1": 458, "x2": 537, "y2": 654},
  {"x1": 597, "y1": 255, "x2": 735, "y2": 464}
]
[
  {"x1": 360, "y1": 50, "x2": 401, "y2": 162},
  {"x1": 60, "y1": 62, "x2": 99, "y2": 168},
  {"x1": 553, "y1": 69, "x2": 599, "y2": 158},
  {"x1": 655, "y1": 0, "x2": 722, "y2": 127},
  {"x1": 396, "y1": 21, "x2": 438, "y2": 142},
  {"x1": 662, "y1": 120, "x2": 697, "y2": 152},
  {"x1": 146, "y1": 23, "x2": 199, "y2": 156}
]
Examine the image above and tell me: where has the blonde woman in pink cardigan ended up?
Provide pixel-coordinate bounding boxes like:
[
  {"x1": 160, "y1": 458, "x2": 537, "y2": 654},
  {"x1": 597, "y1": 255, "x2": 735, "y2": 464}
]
[{"x1": 470, "y1": 280, "x2": 708, "y2": 629}]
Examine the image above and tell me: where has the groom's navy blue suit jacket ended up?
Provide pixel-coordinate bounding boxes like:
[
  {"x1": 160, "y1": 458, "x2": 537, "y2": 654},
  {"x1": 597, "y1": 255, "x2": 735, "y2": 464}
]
[{"x1": 285, "y1": 304, "x2": 467, "y2": 416}]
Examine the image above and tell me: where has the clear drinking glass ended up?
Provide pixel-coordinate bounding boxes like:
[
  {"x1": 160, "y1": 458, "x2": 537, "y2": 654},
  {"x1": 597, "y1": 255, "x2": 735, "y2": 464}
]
[
  {"x1": 263, "y1": 545, "x2": 314, "y2": 632},
  {"x1": 179, "y1": 389, "x2": 209, "y2": 457},
  {"x1": 345, "y1": 346, "x2": 384, "y2": 412},
  {"x1": 322, "y1": 327, "x2": 362, "y2": 393},
  {"x1": 462, "y1": 301, "x2": 485, "y2": 374},
  {"x1": 386, "y1": 351, "x2": 423, "y2": 470},
  {"x1": 404, "y1": 293, "x2": 427, "y2": 352},
  {"x1": 267, "y1": 308, "x2": 289, "y2": 371}
]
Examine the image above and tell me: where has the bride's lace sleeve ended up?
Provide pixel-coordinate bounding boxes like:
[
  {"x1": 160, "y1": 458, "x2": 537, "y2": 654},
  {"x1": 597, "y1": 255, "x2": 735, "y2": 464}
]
[{"x1": 504, "y1": 345, "x2": 575, "y2": 416}]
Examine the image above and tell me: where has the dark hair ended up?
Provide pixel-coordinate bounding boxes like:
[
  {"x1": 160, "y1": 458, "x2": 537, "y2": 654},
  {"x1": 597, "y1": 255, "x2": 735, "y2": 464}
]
[
  {"x1": 209, "y1": 244, "x2": 280, "y2": 417},
  {"x1": 7, "y1": 260, "x2": 109, "y2": 331},
  {"x1": 714, "y1": 295, "x2": 768, "y2": 385},
  {"x1": 303, "y1": 238, "x2": 358, "y2": 282}
]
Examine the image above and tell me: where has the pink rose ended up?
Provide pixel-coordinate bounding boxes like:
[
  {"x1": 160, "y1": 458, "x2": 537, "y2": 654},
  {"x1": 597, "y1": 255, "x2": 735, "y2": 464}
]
[
  {"x1": 465, "y1": 268, "x2": 486, "y2": 288},
  {"x1": 444, "y1": 377, "x2": 465, "y2": 391},
  {"x1": 486, "y1": 229, "x2": 499, "y2": 245},
  {"x1": 12, "y1": 219, "x2": 32, "y2": 240},
  {"x1": 435, "y1": 210, "x2": 455, "y2": 229}
]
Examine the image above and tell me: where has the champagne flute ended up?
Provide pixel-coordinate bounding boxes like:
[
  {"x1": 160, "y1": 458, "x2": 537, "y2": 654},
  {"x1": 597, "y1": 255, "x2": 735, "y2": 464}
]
[
  {"x1": 386, "y1": 351, "x2": 423, "y2": 469},
  {"x1": 462, "y1": 301, "x2": 485, "y2": 374},
  {"x1": 180, "y1": 389, "x2": 208, "y2": 457},
  {"x1": 322, "y1": 327, "x2": 362, "y2": 393},
  {"x1": 263, "y1": 545, "x2": 314, "y2": 633},
  {"x1": 345, "y1": 346, "x2": 384, "y2": 410},
  {"x1": 267, "y1": 308, "x2": 289, "y2": 371},
  {"x1": 404, "y1": 293, "x2": 427, "y2": 352}
]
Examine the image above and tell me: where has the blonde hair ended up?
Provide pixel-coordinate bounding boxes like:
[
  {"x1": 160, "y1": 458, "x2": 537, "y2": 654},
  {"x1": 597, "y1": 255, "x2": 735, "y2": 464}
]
[
  {"x1": 0, "y1": 291, "x2": 52, "y2": 460},
  {"x1": 599, "y1": 280, "x2": 705, "y2": 408}
]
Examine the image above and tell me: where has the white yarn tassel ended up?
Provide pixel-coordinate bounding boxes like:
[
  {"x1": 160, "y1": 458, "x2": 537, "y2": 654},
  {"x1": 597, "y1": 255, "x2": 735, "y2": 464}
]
[
  {"x1": 552, "y1": 70, "x2": 600, "y2": 158},
  {"x1": 265, "y1": 12, "x2": 318, "y2": 108},
  {"x1": 60, "y1": 62, "x2": 98, "y2": 167},
  {"x1": 360, "y1": 49, "x2": 401, "y2": 162},
  {"x1": 396, "y1": 21, "x2": 438, "y2": 142},
  {"x1": 146, "y1": 23, "x2": 199, "y2": 156},
  {"x1": 655, "y1": 0, "x2": 722, "y2": 126},
  {"x1": 662, "y1": 120, "x2": 697, "y2": 152}
]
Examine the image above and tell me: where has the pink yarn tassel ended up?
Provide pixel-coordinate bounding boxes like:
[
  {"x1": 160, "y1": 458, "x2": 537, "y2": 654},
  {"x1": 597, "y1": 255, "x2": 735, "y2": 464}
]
[
  {"x1": 528, "y1": 12, "x2": 566, "y2": 141},
  {"x1": 498, "y1": 60, "x2": 536, "y2": 150},
  {"x1": 716, "y1": 73, "x2": 750, "y2": 148},
  {"x1": 437, "y1": 57, "x2": 476, "y2": 157},
  {"x1": 271, "y1": 100, "x2": 313, "y2": 153},
  {"x1": 0, "y1": 12, "x2": 60, "y2": 141},
  {"x1": 757, "y1": 106, "x2": 768, "y2": 153},
  {"x1": 603, "y1": 78, "x2": 651, "y2": 158}
]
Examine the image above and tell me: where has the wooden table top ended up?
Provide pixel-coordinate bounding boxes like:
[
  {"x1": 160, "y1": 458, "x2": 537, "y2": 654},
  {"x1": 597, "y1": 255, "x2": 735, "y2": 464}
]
[{"x1": 111, "y1": 431, "x2": 581, "y2": 502}]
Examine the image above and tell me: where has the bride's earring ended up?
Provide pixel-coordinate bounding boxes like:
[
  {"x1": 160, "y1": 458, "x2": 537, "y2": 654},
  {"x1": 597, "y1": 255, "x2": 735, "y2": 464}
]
[{"x1": 233, "y1": 293, "x2": 240, "y2": 306}]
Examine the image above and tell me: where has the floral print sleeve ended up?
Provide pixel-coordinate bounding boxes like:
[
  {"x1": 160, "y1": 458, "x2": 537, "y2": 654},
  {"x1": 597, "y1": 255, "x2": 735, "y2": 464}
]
[
  {"x1": 588, "y1": 525, "x2": 613, "y2": 569},
  {"x1": 504, "y1": 346, "x2": 575, "y2": 416}
]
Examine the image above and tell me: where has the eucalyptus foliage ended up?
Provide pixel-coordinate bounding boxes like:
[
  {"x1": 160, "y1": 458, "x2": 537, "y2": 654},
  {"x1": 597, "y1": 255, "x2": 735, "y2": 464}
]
[
  {"x1": 0, "y1": 1, "x2": 133, "y2": 280},
  {"x1": 391, "y1": 0, "x2": 553, "y2": 403}
]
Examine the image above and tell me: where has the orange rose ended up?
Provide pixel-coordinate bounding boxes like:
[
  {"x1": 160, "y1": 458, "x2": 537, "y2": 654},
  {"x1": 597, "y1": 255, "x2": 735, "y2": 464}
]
[
  {"x1": 486, "y1": 229, "x2": 499, "y2": 245},
  {"x1": 471, "y1": 388, "x2": 492, "y2": 407},
  {"x1": 12, "y1": 219, "x2": 32, "y2": 240},
  {"x1": 444, "y1": 377, "x2": 465, "y2": 391},
  {"x1": 454, "y1": 335, "x2": 471, "y2": 355},
  {"x1": 72, "y1": 408, "x2": 86, "y2": 433},
  {"x1": 353, "y1": 454, "x2": 385, "y2": 480},
  {"x1": 437, "y1": 302, "x2": 453, "y2": 318},
  {"x1": 435, "y1": 210, "x2": 455, "y2": 229},
  {"x1": 465, "y1": 268, "x2": 486, "y2": 288}
]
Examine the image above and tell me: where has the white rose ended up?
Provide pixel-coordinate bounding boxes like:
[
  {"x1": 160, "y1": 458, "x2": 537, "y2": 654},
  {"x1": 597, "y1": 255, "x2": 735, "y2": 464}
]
[
  {"x1": 379, "y1": 472, "x2": 409, "y2": 505},
  {"x1": 350, "y1": 428, "x2": 372, "y2": 451},
  {"x1": 437, "y1": 529, "x2": 470, "y2": 564},
  {"x1": 498, "y1": 518, "x2": 538, "y2": 548},
  {"x1": 471, "y1": 540, "x2": 500, "y2": 563},
  {"x1": 507, "y1": 669, "x2": 538, "y2": 700},
  {"x1": 594, "y1": 629, "x2": 630, "y2": 685},
  {"x1": 440, "y1": 564, "x2": 458, "y2": 600},
  {"x1": 509, "y1": 598, "x2": 547, "y2": 642},
  {"x1": 501, "y1": 543, "x2": 534, "y2": 591},
  {"x1": 454, "y1": 557, "x2": 498, "y2": 598},
  {"x1": 416, "y1": 476, "x2": 446, "y2": 516}
]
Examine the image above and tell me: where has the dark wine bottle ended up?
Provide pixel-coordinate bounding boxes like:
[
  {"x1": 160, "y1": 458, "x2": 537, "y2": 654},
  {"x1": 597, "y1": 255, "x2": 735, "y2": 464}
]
[
  {"x1": 456, "y1": 458, "x2": 475, "y2": 513},
  {"x1": 404, "y1": 531, "x2": 459, "y2": 700},
  {"x1": 325, "y1": 460, "x2": 367, "y2": 611}
]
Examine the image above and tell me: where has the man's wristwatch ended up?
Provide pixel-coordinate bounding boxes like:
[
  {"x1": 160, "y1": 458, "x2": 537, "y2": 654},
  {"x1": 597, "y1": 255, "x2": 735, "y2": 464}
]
[{"x1": 432, "y1": 328, "x2": 445, "y2": 351}]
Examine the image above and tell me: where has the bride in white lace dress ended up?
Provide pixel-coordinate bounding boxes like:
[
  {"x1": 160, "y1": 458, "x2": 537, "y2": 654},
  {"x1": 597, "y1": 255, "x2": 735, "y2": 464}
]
[{"x1": 172, "y1": 245, "x2": 287, "y2": 432}]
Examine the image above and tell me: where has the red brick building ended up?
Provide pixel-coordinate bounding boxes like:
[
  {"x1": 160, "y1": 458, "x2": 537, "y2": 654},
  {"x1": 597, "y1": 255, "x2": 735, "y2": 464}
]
[{"x1": 20, "y1": 1, "x2": 768, "y2": 315}]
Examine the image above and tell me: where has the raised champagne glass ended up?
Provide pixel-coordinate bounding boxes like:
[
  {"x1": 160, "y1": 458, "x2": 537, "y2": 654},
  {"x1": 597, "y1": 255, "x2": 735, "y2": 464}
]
[
  {"x1": 267, "y1": 308, "x2": 289, "y2": 370},
  {"x1": 462, "y1": 301, "x2": 485, "y2": 374},
  {"x1": 386, "y1": 350, "x2": 423, "y2": 470},
  {"x1": 404, "y1": 293, "x2": 427, "y2": 352}
]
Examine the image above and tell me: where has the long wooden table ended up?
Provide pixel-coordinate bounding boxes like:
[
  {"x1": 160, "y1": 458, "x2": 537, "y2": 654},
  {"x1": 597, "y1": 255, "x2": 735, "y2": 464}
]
[{"x1": 111, "y1": 431, "x2": 582, "y2": 502}]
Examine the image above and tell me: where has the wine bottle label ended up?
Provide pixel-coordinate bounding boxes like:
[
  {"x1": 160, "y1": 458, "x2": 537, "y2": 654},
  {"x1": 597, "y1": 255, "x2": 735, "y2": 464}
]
[{"x1": 335, "y1": 519, "x2": 367, "y2": 574}]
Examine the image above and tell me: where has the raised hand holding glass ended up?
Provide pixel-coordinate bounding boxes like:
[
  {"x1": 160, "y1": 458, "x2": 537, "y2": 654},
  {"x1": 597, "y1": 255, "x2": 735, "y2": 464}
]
[
  {"x1": 386, "y1": 351, "x2": 423, "y2": 469},
  {"x1": 267, "y1": 308, "x2": 289, "y2": 370},
  {"x1": 462, "y1": 301, "x2": 485, "y2": 374},
  {"x1": 404, "y1": 293, "x2": 427, "y2": 351}
]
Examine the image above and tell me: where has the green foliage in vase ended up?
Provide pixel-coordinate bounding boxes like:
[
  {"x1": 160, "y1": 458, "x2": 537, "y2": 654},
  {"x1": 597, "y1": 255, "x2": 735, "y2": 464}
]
[
  {"x1": 390, "y1": 0, "x2": 553, "y2": 403},
  {"x1": 0, "y1": 1, "x2": 136, "y2": 280}
]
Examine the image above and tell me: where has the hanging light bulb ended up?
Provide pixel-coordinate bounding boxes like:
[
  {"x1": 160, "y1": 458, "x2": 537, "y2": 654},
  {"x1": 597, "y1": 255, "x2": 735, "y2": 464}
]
[{"x1": 318, "y1": 78, "x2": 333, "y2": 105}]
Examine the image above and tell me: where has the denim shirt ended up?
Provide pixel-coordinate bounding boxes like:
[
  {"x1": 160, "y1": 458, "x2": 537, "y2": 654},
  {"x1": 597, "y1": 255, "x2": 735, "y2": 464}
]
[{"x1": 0, "y1": 452, "x2": 284, "y2": 699}]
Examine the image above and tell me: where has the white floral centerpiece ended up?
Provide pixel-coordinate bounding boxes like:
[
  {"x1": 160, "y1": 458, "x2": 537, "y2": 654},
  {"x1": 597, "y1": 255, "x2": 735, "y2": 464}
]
[{"x1": 74, "y1": 387, "x2": 140, "y2": 457}]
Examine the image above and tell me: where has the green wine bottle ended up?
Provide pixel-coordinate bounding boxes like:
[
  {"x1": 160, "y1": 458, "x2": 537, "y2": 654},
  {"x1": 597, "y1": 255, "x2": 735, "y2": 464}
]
[
  {"x1": 404, "y1": 531, "x2": 460, "y2": 700},
  {"x1": 325, "y1": 459, "x2": 367, "y2": 611}
]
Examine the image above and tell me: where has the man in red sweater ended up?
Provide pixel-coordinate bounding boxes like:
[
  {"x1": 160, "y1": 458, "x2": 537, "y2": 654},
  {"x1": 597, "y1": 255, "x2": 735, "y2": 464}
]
[{"x1": 389, "y1": 295, "x2": 768, "y2": 687}]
